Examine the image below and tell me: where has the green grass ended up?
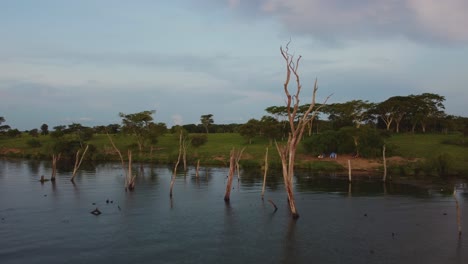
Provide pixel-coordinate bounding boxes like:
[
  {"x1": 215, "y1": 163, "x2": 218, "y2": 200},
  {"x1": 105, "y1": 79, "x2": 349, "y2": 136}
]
[{"x1": 386, "y1": 133, "x2": 468, "y2": 175}]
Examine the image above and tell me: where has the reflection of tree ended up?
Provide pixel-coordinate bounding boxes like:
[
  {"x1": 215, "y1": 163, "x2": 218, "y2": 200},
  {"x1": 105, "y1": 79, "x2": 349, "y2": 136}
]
[
  {"x1": 294, "y1": 173, "x2": 432, "y2": 197},
  {"x1": 27, "y1": 160, "x2": 41, "y2": 176},
  {"x1": 239, "y1": 168, "x2": 283, "y2": 190},
  {"x1": 281, "y1": 218, "x2": 298, "y2": 264}
]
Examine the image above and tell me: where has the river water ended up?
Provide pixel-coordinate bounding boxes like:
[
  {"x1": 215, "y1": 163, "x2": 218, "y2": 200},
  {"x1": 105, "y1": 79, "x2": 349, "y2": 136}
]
[{"x1": 0, "y1": 159, "x2": 466, "y2": 264}]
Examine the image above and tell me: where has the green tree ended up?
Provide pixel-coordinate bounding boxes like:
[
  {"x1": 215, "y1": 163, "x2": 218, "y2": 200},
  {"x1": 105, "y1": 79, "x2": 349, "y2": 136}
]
[
  {"x1": 190, "y1": 134, "x2": 208, "y2": 148},
  {"x1": 66, "y1": 123, "x2": 94, "y2": 146},
  {"x1": 259, "y1": 116, "x2": 282, "y2": 145},
  {"x1": 408, "y1": 93, "x2": 445, "y2": 133},
  {"x1": 239, "y1": 119, "x2": 260, "y2": 144},
  {"x1": 29, "y1": 129, "x2": 39, "y2": 137},
  {"x1": 0, "y1": 117, "x2": 10, "y2": 135},
  {"x1": 119, "y1": 110, "x2": 163, "y2": 152},
  {"x1": 372, "y1": 98, "x2": 400, "y2": 131},
  {"x1": 40, "y1": 124, "x2": 49, "y2": 135},
  {"x1": 265, "y1": 106, "x2": 288, "y2": 121},
  {"x1": 200, "y1": 114, "x2": 214, "y2": 134},
  {"x1": 50, "y1": 125, "x2": 66, "y2": 139},
  {"x1": 6, "y1": 129, "x2": 21, "y2": 138}
]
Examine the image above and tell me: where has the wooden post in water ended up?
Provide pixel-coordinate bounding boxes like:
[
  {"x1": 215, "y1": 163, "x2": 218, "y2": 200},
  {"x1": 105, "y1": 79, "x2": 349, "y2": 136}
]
[
  {"x1": 261, "y1": 147, "x2": 269, "y2": 199},
  {"x1": 51, "y1": 153, "x2": 61, "y2": 181},
  {"x1": 454, "y1": 189, "x2": 462, "y2": 237},
  {"x1": 127, "y1": 150, "x2": 135, "y2": 191},
  {"x1": 224, "y1": 149, "x2": 237, "y2": 202},
  {"x1": 195, "y1": 160, "x2": 200, "y2": 178},
  {"x1": 382, "y1": 144, "x2": 388, "y2": 182},
  {"x1": 348, "y1": 159, "x2": 352, "y2": 182}
]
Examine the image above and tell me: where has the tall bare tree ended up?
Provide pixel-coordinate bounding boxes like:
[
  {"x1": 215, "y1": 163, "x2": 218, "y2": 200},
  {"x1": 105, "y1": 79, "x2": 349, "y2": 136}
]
[{"x1": 275, "y1": 43, "x2": 330, "y2": 219}]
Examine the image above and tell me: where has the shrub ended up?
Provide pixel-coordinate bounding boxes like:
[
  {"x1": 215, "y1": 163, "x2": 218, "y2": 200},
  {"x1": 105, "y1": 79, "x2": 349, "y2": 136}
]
[
  {"x1": 190, "y1": 134, "x2": 208, "y2": 148},
  {"x1": 432, "y1": 153, "x2": 454, "y2": 177},
  {"x1": 27, "y1": 138, "x2": 42, "y2": 148}
]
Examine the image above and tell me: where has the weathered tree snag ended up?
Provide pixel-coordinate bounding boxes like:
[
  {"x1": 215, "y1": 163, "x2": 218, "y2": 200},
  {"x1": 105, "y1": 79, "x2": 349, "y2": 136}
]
[
  {"x1": 261, "y1": 147, "x2": 269, "y2": 199},
  {"x1": 106, "y1": 133, "x2": 135, "y2": 191},
  {"x1": 181, "y1": 134, "x2": 190, "y2": 172},
  {"x1": 50, "y1": 153, "x2": 61, "y2": 181},
  {"x1": 195, "y1": 159, "x2": 200, "y2": 178},
  {"x1": 71, "y1": 145, "x2": 89, "y2": 182},
  {"x1": 170, "y1": 132, "x2": 183, "y2": 197},
  {"x1": 454, "y1": 189, "x2": 462, "y2": 237},
  {"x1": 348, "y1": 159, "x2": 352, "y2": 182},
  {"x1": 382, "y1": 144, "x2": 388, "y2": 182},
  {"x1": 40, "y1": 175, "x2": 49, "y2": 183},
  {"x1": 275, "y1": 42, "x2": 331, "y2": 219},
  {"x1": 127, "y1": 150, "x2": 136, "y2": 191},
  {"x1": 235, "y1": 147, "x2": 245, "y2": 181},
  {"x1": 224, "y1": 149, "x2": 237, "y2": 202},
  {"x1": 268, "y1": 199, "x2": 278, "y2": 212}
]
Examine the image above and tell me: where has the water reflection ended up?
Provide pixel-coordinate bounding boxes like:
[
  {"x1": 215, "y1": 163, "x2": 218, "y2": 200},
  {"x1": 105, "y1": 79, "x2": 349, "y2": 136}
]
[
  {"x1": 0, "y1": 159, "x2": 467, "y2": 264},
  {"x1": 281, "y1": 219, "x2": 298, "y2": 264}
]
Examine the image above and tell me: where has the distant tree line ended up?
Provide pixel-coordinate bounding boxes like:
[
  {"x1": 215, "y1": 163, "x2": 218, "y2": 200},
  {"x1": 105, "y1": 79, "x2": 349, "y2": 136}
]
[{"x1": 1, "y1": 92, "x2": 467, "y2": 159}]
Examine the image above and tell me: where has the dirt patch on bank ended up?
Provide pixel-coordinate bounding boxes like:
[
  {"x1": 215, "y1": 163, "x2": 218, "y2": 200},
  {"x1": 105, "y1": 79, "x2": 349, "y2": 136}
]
[
  {"x1": 0, "y1": 148, "x2": 22, "y2": 155},
  {"x1": 299, "y1": 154, "x2": 410, "y2": 172}
]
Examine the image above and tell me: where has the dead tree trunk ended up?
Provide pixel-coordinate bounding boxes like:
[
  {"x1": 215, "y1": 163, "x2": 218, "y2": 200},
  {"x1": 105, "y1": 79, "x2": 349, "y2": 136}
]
[
  {"x1": 382, "y1": 144, "x2": 388, "y2": 182},
  {"x1": 235, "y1": 147, "x2": 245, "y2": 181},
  {"x1": 195, "y1": 159, "x2": 200, "y2": 178},
  {"x1": 454, "y1": 189, "x2": 462, "y2": 237},
  {"x1": 106, "y1": 133, "x2": 135, "y2": 191},
  {"x1": 182, "y1": 135, "x2": 189, "y2": 172},
  {"x1": 51, "y1": 153, "x2": 61, "y2": 181},
  {"x1": 261, "y1": 147, "x2": 269, "y2": 199},
  {"x1": 127, "y1": 150, "x2": 135, "y2": 191},
  {"x1": 224, "y1": 149, "x2": 237, "y2": 202},
  {"x1": 348, "y1": 159, "x2": 352, "y2": 182},
  {"x1": 71, "y1": 145, "x2": 89, "y2": 182},
  {"x1": 170, "y1": 132, "x2": 183, "y2": 197},
  {"x1": 275, "y1": 42, "x2": 331, "y2": 219}
]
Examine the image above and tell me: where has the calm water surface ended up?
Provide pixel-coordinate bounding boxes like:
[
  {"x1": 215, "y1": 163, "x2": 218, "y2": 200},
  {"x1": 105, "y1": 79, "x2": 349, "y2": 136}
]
[{"x1": 0, "y1": 159, "x2": 467, "y2": 264}]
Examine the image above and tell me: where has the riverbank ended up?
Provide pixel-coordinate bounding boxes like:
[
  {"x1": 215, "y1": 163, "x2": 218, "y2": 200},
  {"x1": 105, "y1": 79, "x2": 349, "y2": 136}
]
[{"x1": 1, "y1": 132, "x2": 467, "y2": 177}]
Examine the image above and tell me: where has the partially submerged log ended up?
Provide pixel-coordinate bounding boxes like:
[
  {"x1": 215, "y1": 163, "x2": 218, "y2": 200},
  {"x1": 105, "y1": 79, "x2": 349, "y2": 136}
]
[
  {"x1": 268, "y1": 199, "x2": 278, "y2": 212},
  {"x1": 90, "y1": 208, "x2": 101, "y2": 215},
  {"x1": 39, "y1": 175, "x2": 49, "y2": 183}
]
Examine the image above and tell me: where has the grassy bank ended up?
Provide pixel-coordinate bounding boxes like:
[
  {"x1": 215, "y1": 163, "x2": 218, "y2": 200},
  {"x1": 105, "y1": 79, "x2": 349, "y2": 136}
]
[
  {"x1": 386, "y1": 133, "x2": 468, "y2": 177},
  {"x1": 1, "y1": 132, "x2": 467, "y2": 176}
]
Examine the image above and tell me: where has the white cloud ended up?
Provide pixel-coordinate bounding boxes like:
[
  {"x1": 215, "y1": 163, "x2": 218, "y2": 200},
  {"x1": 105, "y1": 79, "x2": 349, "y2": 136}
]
[
  {"x1": 224, "y1": 0, "x2": 468, "y2": 44},
  {"x1": 171, "y1": 114, "x2": 183, "y2": 126}
]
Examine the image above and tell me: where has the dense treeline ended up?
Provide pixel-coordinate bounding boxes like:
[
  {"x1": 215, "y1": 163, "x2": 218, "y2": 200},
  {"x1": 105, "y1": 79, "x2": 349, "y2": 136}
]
[{"x1": 1, "y1": 93, "x2": 467, "y2": 161}]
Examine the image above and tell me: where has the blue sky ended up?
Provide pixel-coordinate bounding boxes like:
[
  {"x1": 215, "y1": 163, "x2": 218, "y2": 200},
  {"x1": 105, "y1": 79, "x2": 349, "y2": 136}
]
[{"x1": 1, "y1": 0, "x2": 468, "y2": 130}]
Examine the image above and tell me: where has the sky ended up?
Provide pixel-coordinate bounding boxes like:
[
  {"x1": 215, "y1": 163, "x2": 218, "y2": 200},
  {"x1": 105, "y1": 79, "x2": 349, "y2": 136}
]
[{"x1": 1, "y1": 0, "x2": 468, "y2": 131}]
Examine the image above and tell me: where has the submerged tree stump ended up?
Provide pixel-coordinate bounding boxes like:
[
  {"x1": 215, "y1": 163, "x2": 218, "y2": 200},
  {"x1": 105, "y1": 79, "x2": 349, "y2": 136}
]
[{"x1": 224, "y1": 149, "x2": 237, "y2": 202}]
